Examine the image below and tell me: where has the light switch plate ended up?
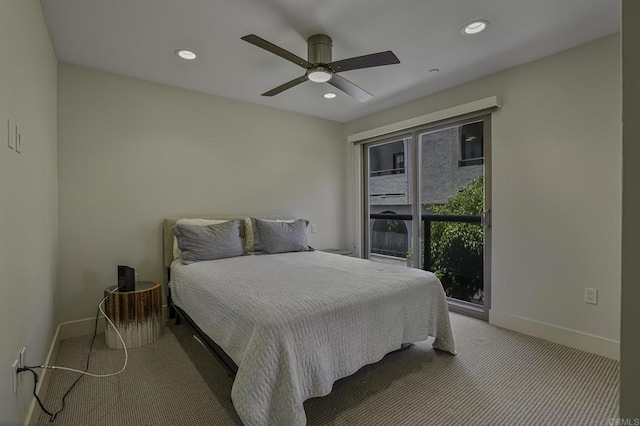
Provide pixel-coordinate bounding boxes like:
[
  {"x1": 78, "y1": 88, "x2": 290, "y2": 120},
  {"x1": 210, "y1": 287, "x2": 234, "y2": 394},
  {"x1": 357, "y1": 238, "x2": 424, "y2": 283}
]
[
  {"x1": 7, "y1": 118, "x2": 14, "y2": 150},
  {"x1": 15, "y1": 124, "x2": 21, "y2": 154}
]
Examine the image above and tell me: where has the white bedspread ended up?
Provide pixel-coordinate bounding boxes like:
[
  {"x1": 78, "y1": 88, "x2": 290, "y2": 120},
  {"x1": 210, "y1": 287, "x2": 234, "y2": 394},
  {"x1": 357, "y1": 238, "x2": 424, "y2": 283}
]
[{"x1": 169, "y1": 250, "x2": 455, "y2": 426}]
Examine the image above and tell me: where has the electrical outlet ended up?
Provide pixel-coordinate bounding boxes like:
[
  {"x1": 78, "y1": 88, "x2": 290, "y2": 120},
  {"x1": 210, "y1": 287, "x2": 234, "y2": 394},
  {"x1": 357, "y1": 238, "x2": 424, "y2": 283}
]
[
  {"x1": 310, "y1": 224, "x2": 317, "y2": 233},
  {"x1": 584, "y1": 287, "x2": 598, "y2": 305},
  {"x1": 19, "y1": 347, "x2": 26, "y2": 368},
  {"x1": 11, "y1": 359, "x2": 18, "y2": 394}
]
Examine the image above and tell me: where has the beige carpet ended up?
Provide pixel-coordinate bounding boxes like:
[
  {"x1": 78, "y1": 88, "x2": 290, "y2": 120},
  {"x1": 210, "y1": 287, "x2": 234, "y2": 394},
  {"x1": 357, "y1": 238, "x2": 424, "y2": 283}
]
[{"x1": 37, "y1": 313, "x2": 619, "y2": 425}]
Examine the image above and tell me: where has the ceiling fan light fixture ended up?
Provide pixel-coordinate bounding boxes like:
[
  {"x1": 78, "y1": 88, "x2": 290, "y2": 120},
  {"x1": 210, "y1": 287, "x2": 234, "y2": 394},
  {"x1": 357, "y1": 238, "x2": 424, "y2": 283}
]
[
  {"x1": 176, "y1": 49, "x2": 197, "y2": 60},
  {"x1": 323, "y1": 92, "x2": 337, "y2": 99},
  {"x1": 462, "y1": 20, "x2": 489, "y2": 35},
  {"x1": 307, "y1": 66, "x2": 332, "y2": 83}
]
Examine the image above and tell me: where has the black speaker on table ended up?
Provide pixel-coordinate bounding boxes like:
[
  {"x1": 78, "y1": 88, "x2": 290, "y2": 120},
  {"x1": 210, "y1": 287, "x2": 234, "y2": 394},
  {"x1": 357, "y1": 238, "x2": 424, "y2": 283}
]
[{"x1": 117, "y1": 265, "x2": 135, "y2": 292}]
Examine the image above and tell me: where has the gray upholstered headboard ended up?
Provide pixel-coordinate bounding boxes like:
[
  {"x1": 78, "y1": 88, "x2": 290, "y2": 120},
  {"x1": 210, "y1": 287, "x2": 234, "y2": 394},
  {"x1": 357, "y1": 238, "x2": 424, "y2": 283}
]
[{"x1": 163, "y1": 215, "x2": 296, "y2": 269}]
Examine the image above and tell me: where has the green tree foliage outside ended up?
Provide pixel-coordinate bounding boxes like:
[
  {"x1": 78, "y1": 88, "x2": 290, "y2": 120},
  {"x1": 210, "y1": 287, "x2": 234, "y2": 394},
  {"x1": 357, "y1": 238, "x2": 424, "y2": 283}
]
[{"x1": 426, "y1": 176, "x2": 484, "y2": 303}]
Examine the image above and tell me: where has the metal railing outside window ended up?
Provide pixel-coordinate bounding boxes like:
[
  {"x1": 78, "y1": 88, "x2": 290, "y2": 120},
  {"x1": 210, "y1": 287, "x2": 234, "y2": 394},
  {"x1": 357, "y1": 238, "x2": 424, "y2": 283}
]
[{"x1": 369, "y1": 213, "x2": 483, "y2": 304}]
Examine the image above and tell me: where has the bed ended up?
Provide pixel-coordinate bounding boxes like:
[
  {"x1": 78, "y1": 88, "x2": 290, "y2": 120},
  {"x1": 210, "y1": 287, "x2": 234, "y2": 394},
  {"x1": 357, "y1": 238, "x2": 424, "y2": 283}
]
[{"x1": 164, "y1": 216, "x2": 456, "y2": 426}]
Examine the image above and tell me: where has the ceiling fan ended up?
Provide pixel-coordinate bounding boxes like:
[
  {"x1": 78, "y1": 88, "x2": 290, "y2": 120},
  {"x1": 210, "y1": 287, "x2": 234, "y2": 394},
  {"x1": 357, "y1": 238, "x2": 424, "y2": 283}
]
[{"x1": 241, "y1": 34, "x2": 400, "y2": 102}]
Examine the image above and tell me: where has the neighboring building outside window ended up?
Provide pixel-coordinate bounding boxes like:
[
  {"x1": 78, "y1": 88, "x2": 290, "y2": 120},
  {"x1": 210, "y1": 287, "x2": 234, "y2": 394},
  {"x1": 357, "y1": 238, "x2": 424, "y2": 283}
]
[
  {"x1": 393, "y1": 152, "x2": 405, "y2": 174},
  {"x1": 371, "y1": 211, "x2": 408, "y2": 258},
  {"x1": 458, "y1": 121, "x2": 484, "y2": 167}
]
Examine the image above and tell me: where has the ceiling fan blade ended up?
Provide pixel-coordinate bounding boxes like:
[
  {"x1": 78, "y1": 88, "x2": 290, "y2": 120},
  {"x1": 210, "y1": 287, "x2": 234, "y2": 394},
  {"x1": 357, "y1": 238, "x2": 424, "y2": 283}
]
[
  {"x1": 328, "y1": 51, "x2": 400, "y2": 73},
  {"x1": 242, "y1": 34, "x2": 311, "y2": 69},
  {"x1": 262, "y1": 75, "x2": 308, "y2": 97},
  {"x1": 328, "y1": 74, "x2": 373, "y2": 102}
]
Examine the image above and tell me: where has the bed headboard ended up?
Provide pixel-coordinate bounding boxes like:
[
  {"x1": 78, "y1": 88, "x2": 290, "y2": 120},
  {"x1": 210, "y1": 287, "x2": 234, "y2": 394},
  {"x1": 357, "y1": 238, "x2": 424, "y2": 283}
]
[{"x1": 163, "y1": 215, "x2": 296, "y2": 269}]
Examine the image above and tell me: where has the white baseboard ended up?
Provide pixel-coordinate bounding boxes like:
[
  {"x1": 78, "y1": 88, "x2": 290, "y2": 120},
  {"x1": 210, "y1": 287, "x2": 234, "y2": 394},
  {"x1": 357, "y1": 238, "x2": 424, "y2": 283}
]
[
  {"x1": 24, "y1": 323, "x2": 61, "y2": 426},
  {"x1": 59, "y1": 316, "x2": 107, "y2": 340},
  {"x1": 24, "y1": 305, "x2": 170, "y2": 425},
  {"x1": 489, "y1": 309, "x2": 619, "y2": 360}
]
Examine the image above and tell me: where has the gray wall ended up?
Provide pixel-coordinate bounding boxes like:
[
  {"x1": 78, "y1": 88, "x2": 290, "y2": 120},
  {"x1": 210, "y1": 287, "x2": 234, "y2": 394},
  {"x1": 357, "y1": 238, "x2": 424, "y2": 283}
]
[
  {"x1": 57, "y1": 63, "x2": 345, "y2": 322},
  {"x1": 369, "y1": 174, "x2": 409, "y2": 206},
  {"x1": 0, "y1": 0, "x2": 58, "y2": 423},
  {"x1": 346, "y1": 34, "x2": 621, "y2": 359},
  {"x1": 420, "y1": 126, "x2": 483, "y2": 205},
  {"x1": 620, "y1": 0, "x2": 639, "y2": 417}
]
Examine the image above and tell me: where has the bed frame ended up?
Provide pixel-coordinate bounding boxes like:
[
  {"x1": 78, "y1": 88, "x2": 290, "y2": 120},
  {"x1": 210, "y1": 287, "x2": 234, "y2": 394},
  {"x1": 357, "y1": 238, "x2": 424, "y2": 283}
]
[{"x1": 168, "y1": 284, "x2": 238, "y2": 376}]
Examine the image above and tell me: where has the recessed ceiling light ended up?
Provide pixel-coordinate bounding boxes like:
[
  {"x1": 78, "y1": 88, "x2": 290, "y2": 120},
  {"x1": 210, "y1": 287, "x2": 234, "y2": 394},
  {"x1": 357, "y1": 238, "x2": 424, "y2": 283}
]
[
  {"x1": 176, "y1": 49, "x2": 197, "y2": 60},
  {"x1": 462, "y1": 20, "x2": 489, "y2": 35},
  {"x1": 323, "y1": 92, "x2": 337, "y2": 99}
]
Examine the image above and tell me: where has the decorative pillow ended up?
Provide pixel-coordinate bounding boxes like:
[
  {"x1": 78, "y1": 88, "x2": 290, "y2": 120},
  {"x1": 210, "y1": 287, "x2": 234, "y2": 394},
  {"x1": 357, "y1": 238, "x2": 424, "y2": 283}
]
[
  {"x1": 243, "y1": 218, "x2": 255, "y2": 253},
  {"x1": 252, "y1": 218, "x2": 310, "y2": 254},
  {"x1": 248, "y1": 218, "x2": 299, "y2": 252},
  {"x1": 173, "y1": 219, "x2": 229, "y2": 259},
  {"x1": 173, "y1": 220, "x2": 244, "y2": 264}
]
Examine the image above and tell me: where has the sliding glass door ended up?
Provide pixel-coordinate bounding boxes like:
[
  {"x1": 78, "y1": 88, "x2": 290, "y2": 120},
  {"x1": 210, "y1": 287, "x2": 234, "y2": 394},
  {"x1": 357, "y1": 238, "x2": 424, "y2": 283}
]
[
  {"x1": 365, "y1": 136, "x2": 413, "y2": 266},
  {"x1": 364, "y1": 115, "x2": 491, "y2": 319}
]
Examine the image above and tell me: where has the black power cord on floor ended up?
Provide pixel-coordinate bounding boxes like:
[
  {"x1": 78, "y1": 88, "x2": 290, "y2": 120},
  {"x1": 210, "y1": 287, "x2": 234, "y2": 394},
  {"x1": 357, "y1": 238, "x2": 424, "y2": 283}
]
[
  {"x1": 17, "y1": 296, "x2": 105, "y2": 423},
  {"x1": 16, "y1": 368, "x2": 54, "y2": 419}
]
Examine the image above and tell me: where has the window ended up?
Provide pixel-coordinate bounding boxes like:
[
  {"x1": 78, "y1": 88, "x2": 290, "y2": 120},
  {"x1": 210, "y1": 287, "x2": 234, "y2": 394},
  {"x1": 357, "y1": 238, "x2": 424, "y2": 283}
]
[
  {"x1": 363, "y1": 114, "x2": 491, "y2": 320},
  {"x1": 393, "y1": 152, "x2": 405, "y2": 174},
  {"x1": 369, "y1": 140, "x2": 406, "y2": 176},
  {"x1": 459, "y1": 121, "x2": 484, "y2": 166}
]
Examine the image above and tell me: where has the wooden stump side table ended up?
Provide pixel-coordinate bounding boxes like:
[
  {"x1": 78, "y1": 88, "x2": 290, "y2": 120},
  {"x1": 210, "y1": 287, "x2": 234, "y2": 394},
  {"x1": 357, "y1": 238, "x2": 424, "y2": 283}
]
[{"x1": 104, "y1": 281, "x2": 162, "y2": 349}]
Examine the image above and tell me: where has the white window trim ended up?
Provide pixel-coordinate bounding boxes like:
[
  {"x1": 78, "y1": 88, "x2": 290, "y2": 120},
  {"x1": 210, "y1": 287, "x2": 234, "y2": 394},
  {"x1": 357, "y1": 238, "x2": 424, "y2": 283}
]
[{"x1": 347, "y1": 96, "x2": 502, "y2": 144}]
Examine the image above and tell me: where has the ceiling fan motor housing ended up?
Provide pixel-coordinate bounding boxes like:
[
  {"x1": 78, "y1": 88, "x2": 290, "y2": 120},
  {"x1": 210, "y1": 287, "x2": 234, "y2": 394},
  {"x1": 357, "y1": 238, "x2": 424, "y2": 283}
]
[{"x1": 307, "y1": 34, "x2": 332, "y2": 64}]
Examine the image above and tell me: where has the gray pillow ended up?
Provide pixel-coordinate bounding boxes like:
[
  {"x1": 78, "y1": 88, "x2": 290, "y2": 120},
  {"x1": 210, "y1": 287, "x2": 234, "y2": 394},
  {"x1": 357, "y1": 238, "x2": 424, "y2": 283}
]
[
  {"x1": 173, "y1": 220, "x2": 244, "y2": 264},
  {"x1": 249, "y1": 218, "x2": 300, "y2": 252},
  {"x1": 253, "y1": 218, "x2": 309, "y2": 254}
]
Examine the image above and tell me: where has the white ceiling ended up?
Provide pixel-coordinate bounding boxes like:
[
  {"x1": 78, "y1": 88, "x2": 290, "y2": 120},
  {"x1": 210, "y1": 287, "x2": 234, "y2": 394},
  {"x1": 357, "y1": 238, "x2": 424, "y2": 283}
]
[{"x1": 40, "y1": 0, "x2": 620, "y2": 123}]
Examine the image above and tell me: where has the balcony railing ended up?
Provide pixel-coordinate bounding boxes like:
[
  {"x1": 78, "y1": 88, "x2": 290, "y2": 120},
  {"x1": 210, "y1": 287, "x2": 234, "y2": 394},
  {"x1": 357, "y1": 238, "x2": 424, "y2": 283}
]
[
  {"x1": 369, "y1": 213, "x2": 484, "y2": 305},
  {"x1": 369, "y1": 213, "x2": 481, "y2": 271},
  {"x1": 369, "y1": 167, "x2": 405, "y2": 177}
]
